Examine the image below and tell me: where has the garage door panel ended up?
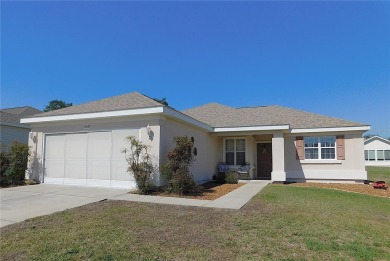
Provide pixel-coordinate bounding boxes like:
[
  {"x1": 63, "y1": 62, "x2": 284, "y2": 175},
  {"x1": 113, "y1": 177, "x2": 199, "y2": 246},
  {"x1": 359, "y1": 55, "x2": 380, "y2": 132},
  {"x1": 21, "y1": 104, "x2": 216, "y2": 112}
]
[
  {"x1": 88, "y1": 132, "x2": 111, "y2": 159},
  {"x1": 45, "y1": 135, "x2": 65, "y2": 159},
  {"x1": 111, "y1": 160, "x2": 133, "y2": 181},
  {"x1": 87, "y1": 160, "x2": 110, "y2": 180},
  {"x1": 45, "y1": 160, "x2": 64, "y2": 178},
  {"x1": 65, "y1": 160, "x2": 87, "y2": 179},
  {"x1": 66, "y1": 133, "x2": 87, "y2": 158}
]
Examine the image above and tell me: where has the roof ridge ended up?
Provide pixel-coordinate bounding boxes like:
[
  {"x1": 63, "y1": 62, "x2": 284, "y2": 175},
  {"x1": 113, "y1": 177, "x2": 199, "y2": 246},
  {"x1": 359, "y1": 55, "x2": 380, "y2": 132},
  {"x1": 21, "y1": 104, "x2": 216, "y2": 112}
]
[
  {"x1": 1, "y1": 105, "x2": 30, "y2": 110},
  {"x1": 182, "y1": 102, "x2": 234, "y2": 112}
]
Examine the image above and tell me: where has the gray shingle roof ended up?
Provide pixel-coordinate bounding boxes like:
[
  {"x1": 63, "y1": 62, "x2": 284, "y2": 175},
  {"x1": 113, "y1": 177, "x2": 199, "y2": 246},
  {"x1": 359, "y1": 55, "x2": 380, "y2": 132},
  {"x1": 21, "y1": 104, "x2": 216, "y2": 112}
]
[
  {"x1": 0, "y1": 111, "x2": 22, "y2": 125},
  {"x1": 182, "y1": 103, "x2": 366, "y2": 129},
  {"x1": 28, "y1": 92, "x2": 163, "y2": 118},
  {"x1": 21, "y1": 92, "x2": 366, "y2": 130},
  {"x1": 0, "y1": 106, "x2": 42, "y2": 125}
]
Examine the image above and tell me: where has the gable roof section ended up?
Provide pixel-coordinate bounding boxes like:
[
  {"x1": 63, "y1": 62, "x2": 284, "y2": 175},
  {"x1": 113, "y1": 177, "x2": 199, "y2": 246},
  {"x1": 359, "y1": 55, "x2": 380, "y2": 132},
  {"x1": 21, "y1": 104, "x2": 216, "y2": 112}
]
[
  {"x1": 364, "y1": 136, "x2": 390, "y2": 145},
  {"x1": 182, "y1": 103, "x2": 368, "y2": 130},
  {"x1": 1, "y1": 106, "x2": 42, "y2": 128},
  {"x1": 0, "y1": 111, "x2": 22, "y2": 125},
  {"x1": 27, "y1": 92, "x2": 162, "y2": 118}
]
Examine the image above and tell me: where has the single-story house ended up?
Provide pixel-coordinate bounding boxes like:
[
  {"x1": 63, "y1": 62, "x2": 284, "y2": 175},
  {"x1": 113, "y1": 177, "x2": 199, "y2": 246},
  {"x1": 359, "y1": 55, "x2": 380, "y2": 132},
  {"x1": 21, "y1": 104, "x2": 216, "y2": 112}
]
[
  {"x1": 0, "y1": 106, "x2": 42, "y2": 152},
  {"x1": 21, "y1": 92, "x2": 370, "y2": 189},
  {"x1": 364, "y1": 136, "x2": 390, "y2": 167}
]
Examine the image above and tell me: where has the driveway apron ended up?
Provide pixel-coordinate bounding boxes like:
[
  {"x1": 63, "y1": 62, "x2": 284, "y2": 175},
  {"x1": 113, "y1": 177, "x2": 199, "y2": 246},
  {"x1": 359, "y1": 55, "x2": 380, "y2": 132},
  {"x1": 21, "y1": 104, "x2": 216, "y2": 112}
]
[{"x1": 0, "y1": 184, "x2": 128, "y2": 227}]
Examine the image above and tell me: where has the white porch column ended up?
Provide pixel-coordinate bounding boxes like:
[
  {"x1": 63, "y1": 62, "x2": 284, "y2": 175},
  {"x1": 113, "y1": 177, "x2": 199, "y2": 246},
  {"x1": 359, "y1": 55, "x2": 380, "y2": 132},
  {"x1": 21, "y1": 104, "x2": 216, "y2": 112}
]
[{"x1": 271, "y1": 132, "x2": 286, "y2": 182}]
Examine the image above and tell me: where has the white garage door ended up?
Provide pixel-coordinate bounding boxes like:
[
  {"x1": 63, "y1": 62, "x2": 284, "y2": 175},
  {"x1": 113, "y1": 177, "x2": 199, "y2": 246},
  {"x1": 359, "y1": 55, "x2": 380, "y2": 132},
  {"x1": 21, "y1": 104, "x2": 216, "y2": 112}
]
[{"x1": 44, "y1": 129, "x2": 139, "y2": 189}]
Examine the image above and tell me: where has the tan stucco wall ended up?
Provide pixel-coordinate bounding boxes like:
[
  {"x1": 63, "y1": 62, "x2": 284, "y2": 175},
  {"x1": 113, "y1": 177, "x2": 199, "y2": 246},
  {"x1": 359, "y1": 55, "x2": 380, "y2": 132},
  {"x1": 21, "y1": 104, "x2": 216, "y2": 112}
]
[
  {"x1": 160, "y1": 118, "x2": 218, "y2": 183},
  {"x1": 284, "y1": 132, "x2": 367, "y2": 182}
]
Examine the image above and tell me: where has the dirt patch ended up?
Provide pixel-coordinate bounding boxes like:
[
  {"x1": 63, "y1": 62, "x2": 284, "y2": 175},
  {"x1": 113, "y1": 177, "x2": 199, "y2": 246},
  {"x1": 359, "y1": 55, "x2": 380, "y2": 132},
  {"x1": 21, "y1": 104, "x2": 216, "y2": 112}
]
[
  {"x1": 288, "y1": 182, "x2": 390, "y2": 198},
  {"x1": 131, "y1": 181, "x2": 245, "y2": 200}
]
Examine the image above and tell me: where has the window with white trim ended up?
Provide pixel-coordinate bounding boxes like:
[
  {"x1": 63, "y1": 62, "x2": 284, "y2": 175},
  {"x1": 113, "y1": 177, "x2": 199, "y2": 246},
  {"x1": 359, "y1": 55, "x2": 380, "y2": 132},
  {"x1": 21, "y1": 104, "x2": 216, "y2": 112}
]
[
  {"x1": 364, "y1": 150, "x2": 390, "y2": 161},
  {"x1": 225, "y1": 138, "x2": 246, "y2": 165},
  {"x1": 304, "y1": 136, "x2": 336, "y2": 160}
]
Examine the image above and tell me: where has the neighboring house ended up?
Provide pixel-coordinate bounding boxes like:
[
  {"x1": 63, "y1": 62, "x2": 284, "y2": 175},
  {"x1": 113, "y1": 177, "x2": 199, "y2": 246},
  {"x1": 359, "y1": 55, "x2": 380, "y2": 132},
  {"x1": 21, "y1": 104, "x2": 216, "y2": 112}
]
[
  {"x1": 364, "y1": 136, "x2": 390, "y2": 167},
  {"x1": 0, "y1": 106, "x2": 42, "y2": 152},
  {"x1": 21, "y1": 92, "x2": 370, "y2": 188}
]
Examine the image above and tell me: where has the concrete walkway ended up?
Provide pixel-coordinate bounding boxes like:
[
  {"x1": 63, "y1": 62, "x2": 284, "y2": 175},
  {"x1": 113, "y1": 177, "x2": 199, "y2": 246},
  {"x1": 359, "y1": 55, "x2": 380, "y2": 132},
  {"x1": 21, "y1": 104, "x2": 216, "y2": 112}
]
[{"x1": 110, "y1": 181, "x2": 270, "y2": 210}]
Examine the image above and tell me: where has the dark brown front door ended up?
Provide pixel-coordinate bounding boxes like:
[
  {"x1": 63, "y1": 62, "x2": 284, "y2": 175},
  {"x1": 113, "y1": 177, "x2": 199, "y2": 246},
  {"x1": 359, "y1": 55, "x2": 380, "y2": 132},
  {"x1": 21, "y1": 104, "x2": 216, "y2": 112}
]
[{"x1": 257, "y1": 143, "x2": 272, "y2": 179}]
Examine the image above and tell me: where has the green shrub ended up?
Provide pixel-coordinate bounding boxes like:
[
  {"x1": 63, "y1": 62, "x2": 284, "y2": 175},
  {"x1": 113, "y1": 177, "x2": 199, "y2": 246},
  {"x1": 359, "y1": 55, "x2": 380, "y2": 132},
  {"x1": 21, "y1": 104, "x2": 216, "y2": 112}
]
[
  {"x1": 216, "y1": 172, "x2": 226, "y2": 184},
  {"x1": 225, "y1": 172, "x2": 238, "y2": 184},
  {"x1": 0, "y1": 142, "x2": 30, "y2": 186},
  {"x1": 0, "y1": 152, "x2": 10, "y2": 186},
  {"x1": 122, "y1": 136, "x2": 154, "y2": 194},
  {"x1": 162, "y1": 136, "x2": 199, "y2": 195}
]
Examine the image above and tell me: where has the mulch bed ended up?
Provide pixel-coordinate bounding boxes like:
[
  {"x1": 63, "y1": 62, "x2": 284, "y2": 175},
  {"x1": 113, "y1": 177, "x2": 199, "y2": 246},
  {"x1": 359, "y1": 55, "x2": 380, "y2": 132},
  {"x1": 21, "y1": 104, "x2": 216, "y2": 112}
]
[
  {"x1": 288, "y1": 182, "x2": 390, "y2": 198},
  {"x1": 130, "y1": 181, "x2": 245, "y2": 200}
]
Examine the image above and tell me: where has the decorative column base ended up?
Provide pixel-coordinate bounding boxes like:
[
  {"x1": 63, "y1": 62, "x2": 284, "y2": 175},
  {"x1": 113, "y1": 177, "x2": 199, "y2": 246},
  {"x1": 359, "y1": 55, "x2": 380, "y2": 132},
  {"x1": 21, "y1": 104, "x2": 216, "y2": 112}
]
[{"x1": 271, "y1": 171, "x2": 286, "y2": 182}]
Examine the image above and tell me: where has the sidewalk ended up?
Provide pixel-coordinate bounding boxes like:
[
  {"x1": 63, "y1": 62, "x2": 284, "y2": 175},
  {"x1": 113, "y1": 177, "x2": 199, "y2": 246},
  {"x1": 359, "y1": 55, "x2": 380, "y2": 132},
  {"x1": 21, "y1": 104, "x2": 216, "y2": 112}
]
[{"x1": 109, "y1": 181, "x2": 270, "y2": 209}]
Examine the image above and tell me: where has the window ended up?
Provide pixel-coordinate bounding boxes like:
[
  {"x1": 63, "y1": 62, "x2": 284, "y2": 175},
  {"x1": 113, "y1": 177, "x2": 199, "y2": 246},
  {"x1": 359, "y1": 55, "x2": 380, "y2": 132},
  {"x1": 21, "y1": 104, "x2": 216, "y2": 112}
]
[
  {"x1": 225, "y1": 138, "x2": 246, "y2": 165},
  {"x1": 367, "y1": 150, "x2": 390, "y2": 161},
  {"x1": 304, "y1": 136, "x2": 336, "y2": 160},
  {"x1": 377, "y1": 150, "x2": 384, "y2": 161},
  {"x1": 385, "y1": 150, "x2": 390, "y2": 160}
]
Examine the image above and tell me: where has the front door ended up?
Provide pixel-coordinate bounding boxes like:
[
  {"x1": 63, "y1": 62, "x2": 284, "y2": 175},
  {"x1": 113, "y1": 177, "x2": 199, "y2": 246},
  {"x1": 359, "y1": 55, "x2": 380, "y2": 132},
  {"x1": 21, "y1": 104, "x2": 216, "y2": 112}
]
[{"x1": 257, "y1": 143, "x2": 272, "y2": 179}]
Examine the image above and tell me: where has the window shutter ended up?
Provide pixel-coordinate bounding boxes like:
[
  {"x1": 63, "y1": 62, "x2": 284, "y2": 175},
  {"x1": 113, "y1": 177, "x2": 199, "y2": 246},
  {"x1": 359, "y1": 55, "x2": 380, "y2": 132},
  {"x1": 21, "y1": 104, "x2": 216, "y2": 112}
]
[
  {"x1": 336, "y1": 135, "x2": 345, "y2": 160},
  {"x1": 296, "y1": 136, "x2": 304, "y2": 160}
]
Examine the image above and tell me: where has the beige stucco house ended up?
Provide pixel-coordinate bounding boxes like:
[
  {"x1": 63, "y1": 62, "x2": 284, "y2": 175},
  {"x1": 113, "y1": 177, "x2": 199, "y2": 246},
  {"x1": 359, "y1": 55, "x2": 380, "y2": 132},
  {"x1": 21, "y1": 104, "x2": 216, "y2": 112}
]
[
  {"x1": 21, "y1": 92, "x2": 370, "y2": 189},
  {"x1": 364, "y1": 136, "x2": 390, "y2": 167}
]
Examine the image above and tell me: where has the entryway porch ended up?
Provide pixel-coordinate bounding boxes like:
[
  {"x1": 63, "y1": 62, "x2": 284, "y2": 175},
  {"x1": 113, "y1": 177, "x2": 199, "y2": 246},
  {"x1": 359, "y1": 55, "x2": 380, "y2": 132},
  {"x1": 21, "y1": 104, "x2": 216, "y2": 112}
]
[{"x1": 215, "y1": 131, "x2": 286, "y2": 182}]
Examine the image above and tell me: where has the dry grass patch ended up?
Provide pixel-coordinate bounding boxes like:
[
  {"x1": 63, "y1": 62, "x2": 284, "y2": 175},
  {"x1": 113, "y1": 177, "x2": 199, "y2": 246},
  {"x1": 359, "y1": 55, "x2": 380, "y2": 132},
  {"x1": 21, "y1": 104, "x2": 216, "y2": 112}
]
[{"x1": 288, "y1": 182, "x2": 390, "y2": 198}]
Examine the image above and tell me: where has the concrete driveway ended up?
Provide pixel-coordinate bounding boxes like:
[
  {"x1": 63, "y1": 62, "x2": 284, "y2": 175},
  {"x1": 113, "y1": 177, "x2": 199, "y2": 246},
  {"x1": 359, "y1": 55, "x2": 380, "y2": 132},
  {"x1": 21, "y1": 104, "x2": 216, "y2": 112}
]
[{"x1": 0, "y1": 184, "x2": 129, "y2": 228}]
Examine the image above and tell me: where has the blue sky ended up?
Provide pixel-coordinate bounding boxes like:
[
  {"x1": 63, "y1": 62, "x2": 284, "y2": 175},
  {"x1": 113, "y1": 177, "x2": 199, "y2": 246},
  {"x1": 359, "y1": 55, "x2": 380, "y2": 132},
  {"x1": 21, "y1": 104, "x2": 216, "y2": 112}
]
[{"x1": 2, "y1": 1, "x2": 389, "y2": 136}]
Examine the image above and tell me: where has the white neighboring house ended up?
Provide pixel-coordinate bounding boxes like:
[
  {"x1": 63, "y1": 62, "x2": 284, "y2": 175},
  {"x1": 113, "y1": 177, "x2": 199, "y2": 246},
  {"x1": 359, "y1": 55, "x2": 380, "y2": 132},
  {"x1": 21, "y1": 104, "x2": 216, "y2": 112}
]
[
  {"x1": 21, "y1": 92, "x2": 370, "y2": 189},
  {"x1": 0, "y1": 106, "x2": 42, "y2": 152},
  {"x1": 364, "y1": 136, "x2": 390, "y2": 167}
]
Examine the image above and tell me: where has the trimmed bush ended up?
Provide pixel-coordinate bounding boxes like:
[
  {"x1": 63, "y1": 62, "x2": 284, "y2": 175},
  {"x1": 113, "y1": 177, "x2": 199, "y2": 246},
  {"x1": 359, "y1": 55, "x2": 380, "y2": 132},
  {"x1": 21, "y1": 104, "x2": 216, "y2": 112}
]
[
  {"x1": 0, "y1": 142, "x2": 30, "y2": 186},
  {"x1": 225, "y1": 172, "x2": 238, "y2": 184},
  {"x1": 216, "y1": 172, "x2": 226, "y2": 184},
  {"x1": 122, "y1": 136, "x2": 154, "y2": 194},
  {"x1": 162, "y1": 136, "x2": 199, "y2": 195}
]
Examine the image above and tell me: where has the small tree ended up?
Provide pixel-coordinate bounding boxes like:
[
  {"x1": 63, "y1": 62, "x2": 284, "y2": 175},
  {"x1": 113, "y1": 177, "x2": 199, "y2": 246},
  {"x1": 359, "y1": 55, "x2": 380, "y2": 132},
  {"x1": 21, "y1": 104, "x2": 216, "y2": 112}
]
[
  {"x1": 43, "y1": 100, "x2": 72, "y2": 112},
  {"x1": 1, "y1": 142, "x2": 30, "y2": 186},
  {"x1": 162, "y1": 136, "x2": 199, "y2": 195},
  {"x1": 122, "y1": 136, "x2": 154, "y2": 194}
]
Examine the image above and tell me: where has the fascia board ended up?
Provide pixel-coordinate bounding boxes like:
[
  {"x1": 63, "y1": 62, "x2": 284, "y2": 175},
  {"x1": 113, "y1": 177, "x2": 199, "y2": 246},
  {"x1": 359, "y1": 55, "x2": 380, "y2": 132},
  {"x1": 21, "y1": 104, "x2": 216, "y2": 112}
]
[
  {"x1": 213, "y1": 125, "x2": 290, "y2": 132},
  {"x1": 291, "y1": 126, "x2": 371, "y2": 133},
  {"x1": 20, "y1": 107, "x2": 164, "y2": 124}
]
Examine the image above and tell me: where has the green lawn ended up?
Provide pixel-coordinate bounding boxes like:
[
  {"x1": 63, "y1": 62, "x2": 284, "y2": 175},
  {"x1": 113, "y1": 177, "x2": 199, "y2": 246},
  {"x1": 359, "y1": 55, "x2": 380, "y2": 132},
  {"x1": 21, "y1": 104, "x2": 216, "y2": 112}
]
[
  {"x1": 367, "y1": 166, "x2": 390, "y2": 183},
  {"x1": 1, "y1": 185, "x2": 389, "y2": 261}
]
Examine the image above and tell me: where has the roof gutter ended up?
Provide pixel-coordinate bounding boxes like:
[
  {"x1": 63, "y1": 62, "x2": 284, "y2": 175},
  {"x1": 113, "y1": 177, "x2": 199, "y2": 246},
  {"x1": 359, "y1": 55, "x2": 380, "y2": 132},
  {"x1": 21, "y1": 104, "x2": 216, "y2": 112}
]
[
  {"x1": 20, "y1": 107, "x2": 165, "y2": 124},
  {"x1": 213, "y1": 125, "x2": 290, "y2": 132},
  {"x1": 290, "y1": 126, "x2": 371, "y2": 133}
]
